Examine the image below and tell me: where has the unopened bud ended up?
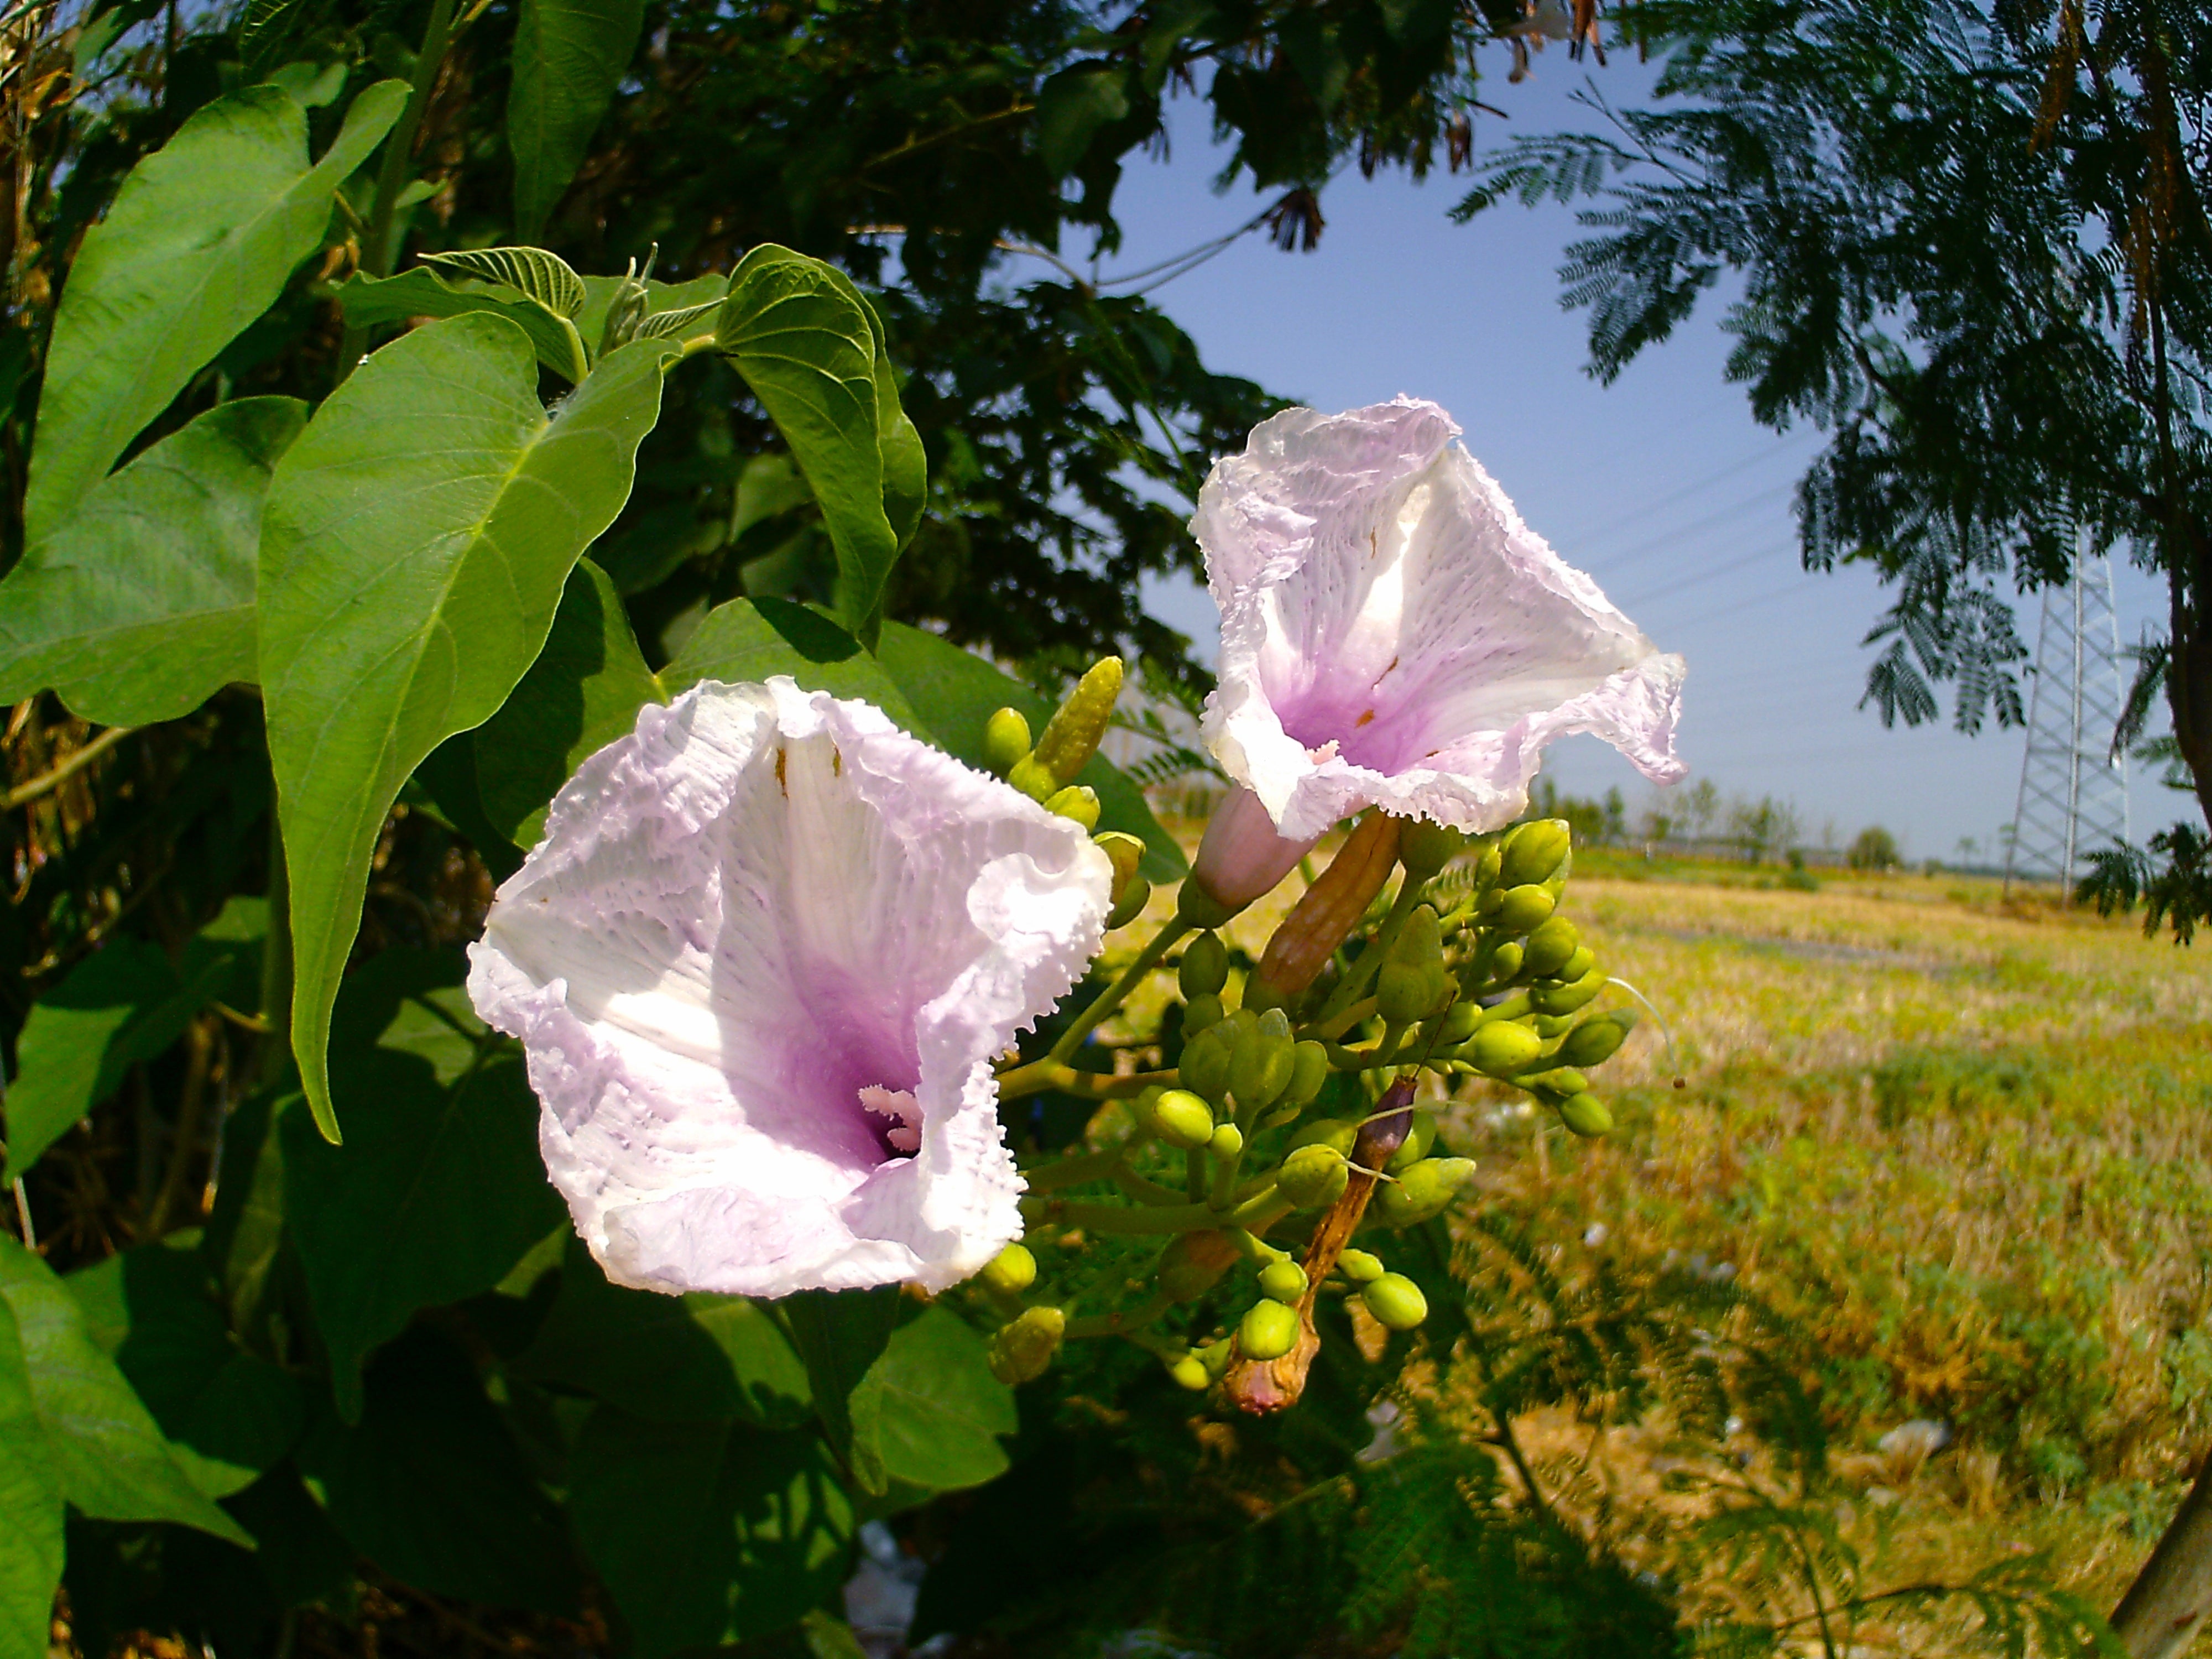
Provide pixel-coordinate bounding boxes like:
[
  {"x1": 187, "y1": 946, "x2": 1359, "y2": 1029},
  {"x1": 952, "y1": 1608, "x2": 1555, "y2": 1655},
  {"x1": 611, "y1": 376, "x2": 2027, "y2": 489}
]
[
  {"x1": 987, "y1": 1305, "x2": 1066, "y2": 1384},
  {"x1": 979, "y1": 1242, "x2": 1036, "y2": 1295},
  {"x1": 1559, "y1": 945, "x2": 1595, "y2": 982},
  {"x1": 1467, "y1": 1020, "x2": 1543, "y2": 1076},
  {"x1": 1045, "y1": 784, "x2": 1101, "y2": 832},
  {"x1": 1499, "y1": 818, "x2": 1572, "y2": 888},
  {"x1": 1258, "y1": 1259, "x2": 1307, "y2": 1303},
  {"x1": 1384, "y1": 1108, "x2": 1437, "y2": 1173},
  {"x1": 1522, "y1": 916, "x2": 1579, "y2": 980},
  {"x1": 1239, "y1": 1299, "x2": 1301, "y2": 1361},
  {"x1": 1557, "y1": 1013, "x2": 1630, "y2": 1069},
  {"x1": 1337, "y1": 1248, "x2": 1385, "y2": 1285},
  {"x1": 1389, "y1": 905, "x2": 1444, "y2": 969},
  {"x1": 1159, "y1": 1229, "x2": 1240, "y2": 1301},
  {"x1": 1207, "y1": 1123, "x2": 1244, "y2": 1160},
  {"x1": 1397, "y1": 818, "x2": 1467, "y2": 878},
  {"x1": 1105, "y1": 873, "x2": 1151, "y2": 930},
  {"x1": 1144, "y1": 1088, "x2": 1216, "y2": 1150},
  {"x1": 1375, "y1": 1156, "x2": 1475, "y2": 1226},
  {"x1": 1182, "y1": 992, "x2": 1225, "y2": 1035},
  {"x1": 1527, "y1": 1066, "x2": 1588, "y2": 1095},
  {"x1": 1556, "y1": 1093, "x2": 1614, "y2": 1137},
  {"x1": 1178, "y1": 932, "x2": 1230, "y2": 998},
  {"x1": 1180, "y1": 1027, "x2": 1232, "y2": 1100},
  {"x1": 1488, "y1": 940, "x2": 1524, "y2": 983},
  {"x1": 1277, "y1": 1143, "x2": 1349, "y2": 1208},
  {"x1": 1287, "y1": 1117, "x2": 1358, "y2": 1158},
  {"x1": 1031, "y1": 656, "x2": 1123, "y2": 786},
  {"x1": 1490, "y1": 884, "x2": 1556, "y2": 935},
  {"x1": 1531, "y1": 966, "x2": 1606, "y2": 1015},
  {"x1": 983, "y1": 707, "x2": 1031, "y2": 776},
  {"x1": 1169, "y1": 1354, "x2": 1211, "y2": 1390},
  {"x1": 1440, "y1": 1000, "x2": 1480, "y2": 1044},
  {"x1": 1361, "y1": 1273, "x2": 1428, "y2": 1332},
  {"x1": 1285, "y1": 1040, "x2": 1329, "y2": 1106},
  {"x1": 1376, "y1": 961, "x2": 1434, "y2": 1025},
  {"x1": 1229, "y1": 1019, "x2": 1295, "y2": 1113},
  {"x1": 1474, "y1": 838, "x2": 1504, "y2": 891},
  {"x1": 1353, "y1": 1077, "x2": 1418, "y2": 1168},
  {"x1": 1006, "y1": 754, "x2": 1057, "y2": 802},
  {"x1": 1094, "y1": 831, "x2": 1145, "y2": 887}
]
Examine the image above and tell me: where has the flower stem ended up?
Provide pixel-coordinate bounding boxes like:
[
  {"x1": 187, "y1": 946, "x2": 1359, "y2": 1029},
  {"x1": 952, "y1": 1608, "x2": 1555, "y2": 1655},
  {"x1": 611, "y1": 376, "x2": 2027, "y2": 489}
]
[
  {"x1": 997, "y1": 1060, "x2": 1178, "y2": 1102},
  {"x1": 1065, "y1": 1291, "x2": 1176, "y2": 1340},
  {"x1": 1020, "y1": 1182, "x2": 1288, "y2": 1237},
  {"x1": 1044, "y1": 915, "x2": 1190, "y2": 1068},
  {"x1": 1018, "y1": 1147, "x2": 1123, "y2": 1194}
]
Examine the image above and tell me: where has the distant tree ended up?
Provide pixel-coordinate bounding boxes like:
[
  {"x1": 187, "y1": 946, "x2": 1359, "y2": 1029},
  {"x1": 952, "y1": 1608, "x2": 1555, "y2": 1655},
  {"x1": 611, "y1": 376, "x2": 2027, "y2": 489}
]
[
  {"x1": 1681, "y1": 778, "x2": 1723, "y2": 839},
  {"x1": 1603, "y1": 785, "x2": 1629, "y2": 842},
  {"x1": 1729, "y1": 794, "x2": 1801, "y2": 864},
  {"x1": 1849, "y1": 826, "x2": 1903, "y2": 871}
]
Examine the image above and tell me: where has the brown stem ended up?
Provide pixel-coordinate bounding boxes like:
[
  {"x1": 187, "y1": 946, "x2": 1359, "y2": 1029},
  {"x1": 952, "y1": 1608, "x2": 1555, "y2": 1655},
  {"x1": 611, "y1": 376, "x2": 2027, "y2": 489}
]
[{"x1": 145, "y1": 1017, "x2": 215, "y2": 1237}]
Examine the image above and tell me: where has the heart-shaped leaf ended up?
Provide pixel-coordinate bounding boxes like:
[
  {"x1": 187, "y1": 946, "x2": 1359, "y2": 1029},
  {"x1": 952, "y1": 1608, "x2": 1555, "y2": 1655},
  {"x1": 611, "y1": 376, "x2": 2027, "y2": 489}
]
[
  {"x1": 336, "y1": 266, "x2": 589, "y2": 382},
  {"x1": 505, "y1": 0, "x2": 646, "y2": 239}
]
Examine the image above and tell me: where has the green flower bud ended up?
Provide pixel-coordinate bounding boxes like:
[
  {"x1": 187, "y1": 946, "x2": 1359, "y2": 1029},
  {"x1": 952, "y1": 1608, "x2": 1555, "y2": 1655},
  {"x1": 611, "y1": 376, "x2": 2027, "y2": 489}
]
[
  {"x1": 1277, "y1": 1142, "x2": 1350, "y2": 1208},
  {"x1": 1159, "y1": 1229, "x2": 1240, "y2": 1301},
  {"x1": 1229, "y1": 1019, "x2": 1296, "y2": 1113},
  {"x1": 1288, "y1": 1117, "x2": 1358, "y2": 1157},
  {"x1": 1532, "y1": 1013, "x2": 1577, "y2": 1038},
  {"x1": 1440, "y1": 1000, "x2": 1480, "y2": 1044},
  {"x1": 1169, "y1": 1354, "x2": 1211, "y2": 1391},
  {"x1": 1241, "y1": 976, "x2": 1287, "y2": 1015},
  {"x1": 987, "y1": 1305, "x2": 1066, "y2": 1384},
  {"x1": 1527, "y1": 1066, "x2": 1589, "y2": 1095},
  {"x1": 1183, "y1": 992, "x2": 1226, "y2": 1035},
  {"x1": 1556, "y1": 1093, "x2": 1614, "y2": 1137},
  {"x1": 1530, "y1": 966, "x2": 1607, "y2": 1015},
  {"x1": 1556, "y1": 947, "x2": 1594, "y2": 984},
  {"x1": 1467, "y1": 1020, "x2": 1543, "y2": 1076},
  {"x1": 1178, "y1": 931, "x2": 1230, "y2": 998},
  {"x1": 1490, "y1": 884, "x2": 1556, "y2": 936},
  {"x1": 1239, "y1": 1299, "x2": 1301, "y2": 1361},
  {"x1": 1474, "y1": 838, "x2": 1504, "y2": 890},
  {"x1": 1376, "y1": 960, "x2": 1435, "y2": 1025},
  {"x1": 1032, "y1": 656, "x2": 1123, "y2": 786},
  {"x1": 1488, "y1": 940, "x2": 1525, "y2": 983},
  {"x1": 1338, "y1": 1248, "x2": 1385, "y2": 1284},
  {"x1": 1094, "y1": 831, "x2": 1146, "y2": 887},
  {"x1": 1208, "y1": 1123, "x2": 1244, "y2": 1160},
  {"x1": 1045, "y1": 784, "x2": 1102, "y2": 832},
  {"x1": 1144, "y1": 1088, "x2": 1216, "y2": 1150},
  {"x1": 1257, "y1": 1007, "x2": 1292, "y2": 1042},
  {"x1": 1384, "y1": 1109, "x2": 1437, "y2": 1173},
  {"x1": 1362, "y1": 1273, "x2": 1429, "y2": 1331},
  {"x1": 1397, "y1": 819, "x2": 1468, "y2": 877},
  {"x1": 1375, "y1": 1156, "x2": 1475, "y2": 1226},
  {"x1": 1006, "y1": 753, "x2": 1057, "y2": 802},
  {"x1": 1499, "y1": 818, "x2": 1572, "y2": 889},
  {"x1": 983, "y1": 707, "x2": 1031, "y2": 777},
  {"x1": 979, "y1": 1243, "x2": 1037, "y2": 1295},
  {"x1": 1522, "y1": 915, "x2": 1580, "y2": 980},
  {"x1": 1105, "y1": 874, "x2": 1151, "y2": 930},
  {"x1": 1388, "y1": 904, "x2": 1444, "y2": 969},
  {"x1": 1258, "y1": 1259, "x2": 1307, "y2": 1303},
  {"x1": 1180, "y1": 1026, "x2": 1232, "y2": 1100},
  {"x1": 1556, "y1": 1013, "x2": 1630, "y2": 1070},
  {"x1": 1284, "y1": 1039, "x2": 1330, "y2": 1106}
]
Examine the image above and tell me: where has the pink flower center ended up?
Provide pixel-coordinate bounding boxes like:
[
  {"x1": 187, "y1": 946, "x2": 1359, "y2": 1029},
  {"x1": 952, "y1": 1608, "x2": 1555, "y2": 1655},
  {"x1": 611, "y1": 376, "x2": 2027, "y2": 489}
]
[{"x1": 859, "y1": 1086, "x2": 922, "y2": 1155}]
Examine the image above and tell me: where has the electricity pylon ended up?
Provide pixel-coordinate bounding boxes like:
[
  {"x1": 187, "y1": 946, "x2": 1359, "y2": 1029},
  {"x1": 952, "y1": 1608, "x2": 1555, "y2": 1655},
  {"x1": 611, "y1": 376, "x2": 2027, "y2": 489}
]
[{"x1": 2003, "y1": 544, "x2": 2131, "y2": 895}]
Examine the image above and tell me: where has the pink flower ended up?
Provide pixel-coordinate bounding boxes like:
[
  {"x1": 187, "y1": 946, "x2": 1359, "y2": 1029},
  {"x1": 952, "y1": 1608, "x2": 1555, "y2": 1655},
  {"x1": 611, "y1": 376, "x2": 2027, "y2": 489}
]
[
  {"x1": 467, "y1": 678, "x2": 1113, "y2": 1298},
  {"x1": 1198, "y1": 398, "x2": 1686, "y2": 843}
]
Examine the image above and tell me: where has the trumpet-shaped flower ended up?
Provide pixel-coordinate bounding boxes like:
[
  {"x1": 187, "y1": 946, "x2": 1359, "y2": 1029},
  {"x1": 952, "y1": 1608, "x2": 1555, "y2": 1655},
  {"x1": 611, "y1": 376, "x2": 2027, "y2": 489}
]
[
  {"x1": 1198, "y1": 397, "x2": 1686, "y2": 843},
  {"x1": 467, "y1": 677, "x2": 1114, "y2": 1298}
]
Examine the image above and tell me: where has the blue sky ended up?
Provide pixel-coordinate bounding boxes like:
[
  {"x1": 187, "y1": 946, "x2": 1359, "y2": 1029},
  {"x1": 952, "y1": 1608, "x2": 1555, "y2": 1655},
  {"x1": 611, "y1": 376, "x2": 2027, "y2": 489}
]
[{"x1": 1072, "y1": 59, "x2": 2182, "y2": 864}]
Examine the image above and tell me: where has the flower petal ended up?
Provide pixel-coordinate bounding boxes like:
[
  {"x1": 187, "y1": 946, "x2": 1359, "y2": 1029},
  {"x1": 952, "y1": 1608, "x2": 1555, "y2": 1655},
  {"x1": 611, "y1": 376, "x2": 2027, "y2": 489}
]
[{"x1": 467, "y1": 677, "x2": 1113, "y2": 1297}]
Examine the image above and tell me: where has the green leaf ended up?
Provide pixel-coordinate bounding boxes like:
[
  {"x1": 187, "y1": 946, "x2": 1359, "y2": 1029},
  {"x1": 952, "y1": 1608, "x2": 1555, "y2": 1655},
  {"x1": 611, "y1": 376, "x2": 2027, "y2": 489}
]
[
  {"x1": 634, "y1": 298, "x2": 721, "y2": 341},
  {"x1": 419, "y1": 246, "x2": 587, "y2": 316},
  {"x1": 24, "y1": 79, "x2": 405, "y2": 542},
  {"x1": 779, "y1": 1287, "x2": 899, "y2": 1496},
  {"x1": 296, "y1": 1325, "x2": 580, "y2": 1612},
  {"x1": 873, "y1": 621, "x2": 1187, "y2": 883},
  {"x1": 514, "y1": 1237, "x2": 811, "y2": 1428},
  {"x1": 662, "y1": 596, "x2": 918, "y2": 727},
  {"x1": 505, "y1": 0, "x2": 646, "y2": 239},
  {"x1": 279, "y1": 950, "x2": 567, "y2": 1422},
  {"x1": 65, "y1": 1240, "x2": 304, "y2": 1498},
  {"x1": 575, "y1": 271, "x2": 726, "y2": 361},
  {"x1": 1035, "y1": 63, "x2": 1131, "y2": 175},
  {"x1": 0, "y1": 1236, "x2": 251, "y2": 1546},
  {"x1": 333, "y1": 267, "x2": 589, "y2": 383},
  {"x1": 717, "y1": 246, "x2": 911, "y2": 639},
  {"x1": 3, "y1": 923, "x2": 257, "y2": 1179},
  {"x1": 568, "y1": 1408, "x2": 853, "y2": 1659},
  {"x1": 258, "y1": 316, "x2": 680, "y2": 1140},
  {"x1": 858, "y1": 1307, "x2": 1016, "y2": 1494},
  {"x1": 472, "y1": 558, "x2": 664, "y2": 848},
  {"x1": 0, "y1": 1297, "x2": 63, "y2": 1659},
  {"x1": 0, "y1": 398, "x2": 303, "y2": 725}
]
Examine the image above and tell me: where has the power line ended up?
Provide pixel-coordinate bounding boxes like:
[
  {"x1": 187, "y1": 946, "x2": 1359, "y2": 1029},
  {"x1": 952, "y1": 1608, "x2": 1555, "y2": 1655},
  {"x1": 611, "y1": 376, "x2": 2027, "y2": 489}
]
[{"x1": 1546, "y1": 431, "x2": 1818, "y2": 550}]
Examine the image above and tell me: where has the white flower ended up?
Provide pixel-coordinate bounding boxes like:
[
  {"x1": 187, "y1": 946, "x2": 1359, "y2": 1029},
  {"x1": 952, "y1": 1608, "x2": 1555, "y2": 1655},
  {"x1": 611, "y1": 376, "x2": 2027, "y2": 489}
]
[
  {"x1": 1198, "y1": 398, "x2": 1686, "y2": 842},
  {"x1": 466, "y1": 677, "x2": 1114, "y2": 1298}
]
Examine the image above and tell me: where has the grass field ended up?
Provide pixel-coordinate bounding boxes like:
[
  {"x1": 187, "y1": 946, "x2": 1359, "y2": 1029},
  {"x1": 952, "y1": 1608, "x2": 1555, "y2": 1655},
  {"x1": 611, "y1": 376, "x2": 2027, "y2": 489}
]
[{"x1": 1138, "y1": 842, "x2": 2212, "y2": 1639}]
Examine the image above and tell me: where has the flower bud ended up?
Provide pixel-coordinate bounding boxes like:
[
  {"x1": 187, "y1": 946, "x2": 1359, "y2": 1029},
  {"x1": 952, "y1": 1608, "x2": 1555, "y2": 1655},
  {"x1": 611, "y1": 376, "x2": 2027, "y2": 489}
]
[
  {"x1": 1474, "y1": 838, "x2": 1504, "y2": 890},
  {"x1": 1239, "y1": 1299, "x2": 1301, "y2": 1361},
  {"x1": 1556, "y1": 1093, "x2": 1614, "y2": 1137},
  {"x1": 1277, "y1": 1143, "x2": 1349, "y2": 1208},
  {"x1": 979, "y1": 1242, "x2": 1037, "y2": 1295},
  {"x1": 1284, "y1": 1040, "x2": 1329, "y2": 1107},
  {"x1": 1183, "y1": 992, "x2": 1225, "y2": 1035},
  {"x1": 1375, "y1": 961, "x2": 1435, "y2": 1025},
  {"x1": 1287, "y1": 1117, "x2": 1358, "y2": 1157},
  {"x1": 1094, "y1": 830, "x2": 1146, "y2": 887},
  {"x1": 1533, "y1": 1013, "x2": 1576, "y2": 1038},
  {"x1": 1353, "y1": 1077, "x2": 1419, "y2": 1168},
  {"x1": 1490, "y1": 884, "x2": 1556, "y2": 935},
  {"x1": 1361, "y1": 1273, "x2": 1428, "y2": 1331},
  {"x1": 1159, "y1": 1229, "x2": 1240, "y2": 1301},
  {"x1": 1144, "y1": 1088, "x2": 1216, "y2": 1150},
  {"x1": 1179, "y1": 1027, "x2": 1232, "y2": 1100},
  {"x1": 1527, "y1": 1066, "x2": 1588, "y2": 1095},
  {"x1": 1105, "y1": 873, "x2": 1151, "y2": 930},
  {"x1": 987, "y1": 1305, "x2": 1066, "y2": 1384},
  {"x1": 1044, "y1": 784, "x2": 1102, "y2": 832},
  {"x1": 1384, "y1": 1108, "x2": 1437, "y2": 1173},
  {"x1": 1397, "y1": 818, "x2": 1468, "y2": 878},
  {"x1": 1375, "y1": 1156, "x2": 1474, "y2": 1226},
  {"x1": 1559, "y1": 945, "x2": 1595, "y2": 982},
  {"x1": 1032, "y1": 656, "x2": 1123, "y2": 786},
  {"x1": 1258, "y1": 1259, "x2": 1307, "y2": 1303},
  {"x1": 1337, "y1": 1248, "x2": 1385, "y2": 1284},
  {"x1": 1530, "y1": 966, "x2": 1606, "y2": 1015},
  {"x1": 1521, "y1": 916, "x2": 1579, "y2": 980},
  {"x1": 1229, "y1": 1019, "x2": 1296, "y2": 1113},
  {"x1": 1439, "y1": 1000, "x2": 1480, "y2": 1044},
  {"x1": 1186, "y1": 787, "x2": 1319, "y2": 919},
  {"x1": 983, "y1": 707, "x2": 1031, "y2": 777},
  {"x1": 1389, "y1": 904, "x2": 1444, "y2": 970},
  {"x1": 1207, "y1": 1123, "x2": 1244, "y2": 1160},
  {"x1": 1006, "y1": 753, "x2": 1057, "y2": 801},
  {"x1": 1488, "y1": 940, "x2": 1524, "y2": 983},
  {"x1": 1557, "y1": 1013, "x2": 1630, "y2": 1070},
  {"x1": 1467, "y1": 1020, "x2": 1544, "y2": 1076},
  {"x1": 1178, "y1": 931, "x2": 1230, "y2": 998},
  {"x1": 1499, "y1": 818, "x2": 1572, "y2": 889},
  {"x1": 1169, "y1": 1354, "x2": 1211, "y2": 1390}
]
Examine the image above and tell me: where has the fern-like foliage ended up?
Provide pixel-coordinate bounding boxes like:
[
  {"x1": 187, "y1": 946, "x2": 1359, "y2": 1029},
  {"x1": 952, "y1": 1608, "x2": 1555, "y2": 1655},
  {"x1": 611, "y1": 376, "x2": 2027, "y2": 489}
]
[{"x1": 2079, "y1": 820, "x2": 2212, "y2": 942}]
